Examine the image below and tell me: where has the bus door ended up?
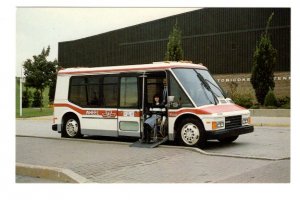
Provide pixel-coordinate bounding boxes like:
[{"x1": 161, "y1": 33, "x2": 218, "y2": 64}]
[{"x1": 118, "y1": 76, "x2": 141, "y2": 137}]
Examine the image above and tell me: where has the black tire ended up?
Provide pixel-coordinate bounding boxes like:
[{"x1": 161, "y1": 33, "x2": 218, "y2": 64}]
[
  {"x1": 177, "y1": 117, "x2": 207, "y2": 148},
  {"x1": 218, "y1": 136, "x2": 239, "y2": 144},
  {"x1": 143, "y1": 124, "x2": 153, "y2": 143},
  {"x1": 62, "y1": 115, "x2": 82, "y2": 138}
]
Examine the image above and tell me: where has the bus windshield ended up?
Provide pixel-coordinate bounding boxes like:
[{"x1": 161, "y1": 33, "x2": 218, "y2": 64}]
[{"x1": 172, "y1": 68, "x2": 226, "y2": 107}]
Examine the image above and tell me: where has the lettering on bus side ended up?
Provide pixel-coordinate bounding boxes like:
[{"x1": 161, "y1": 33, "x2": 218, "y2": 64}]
[
  {"x1": 85, "y1": 110, "x2": 98, "y2": 115},
  {"x1": 102, "y1": 110, "x2": 117, "y2": 118},
  {"x1": 123, "y1": 111, "x2": 134, "y2": 117}
]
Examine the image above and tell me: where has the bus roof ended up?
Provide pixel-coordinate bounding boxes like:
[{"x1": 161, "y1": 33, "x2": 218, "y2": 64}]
[{"x1": 58, "y1": 61, "x2": 207, "y2": 75}]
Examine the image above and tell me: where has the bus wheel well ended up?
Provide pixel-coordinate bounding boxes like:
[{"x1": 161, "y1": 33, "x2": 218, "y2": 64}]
[
  {"x1": 61, "y1": 112, "x2": 82, "y2": 138},
  {"x1": 174, "y1": 114, "x2": 203, "y2": 139},
  {"x1": 62, "y1": 112, "x2": 79, "y2": 125}
]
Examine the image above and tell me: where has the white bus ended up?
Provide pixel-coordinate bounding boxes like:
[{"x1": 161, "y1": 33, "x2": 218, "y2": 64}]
[{"x1": 52, "y1": 61, "x2": 253, "y2": 148}]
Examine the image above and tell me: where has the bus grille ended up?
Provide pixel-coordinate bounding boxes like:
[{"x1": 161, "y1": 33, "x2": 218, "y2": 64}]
[{"x1": 225, "y1": 115, "x2": 242, "y2": 129}]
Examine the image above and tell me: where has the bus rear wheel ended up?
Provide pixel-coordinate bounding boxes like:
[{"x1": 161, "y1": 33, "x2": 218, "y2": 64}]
[
  {"x1": 62, "y1": 115, "x2": 82, "y2": 138},
  {"x1": 177, "y1": 118, "x2": 207, "y2": 148}
]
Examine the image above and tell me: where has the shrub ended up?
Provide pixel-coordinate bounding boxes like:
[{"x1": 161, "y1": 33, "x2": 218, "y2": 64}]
[
  {"x1": 225, "y1": 83, "x2": 254, "y2": 108},
  {"x1": 280, "y1": 103, "x2": 290, "y2": 109},
  {"x1": 264, "y1": 89, "x2": 277, "y2": 107},
  {"x1": 233, "y1": 95, "x2": 253, "y2": 108},
  {"x1": 32, "y1": 90, "x2": 42, "y2": 107},
  {"x1": 22, "y1": 89, "x2": 32, "y2": 108},
  {"x1": 250, "y1": 103, "x2": 260, "y2": 109},
  {"x1": 277, "y1": 96, "x2": 290, "y2": 109},
  {"x1": 227, "y1": 82, "x2": 238, "y2": 98},
  {"x1": 231, "y1": 91, "x2": 254, "y2": 108}
]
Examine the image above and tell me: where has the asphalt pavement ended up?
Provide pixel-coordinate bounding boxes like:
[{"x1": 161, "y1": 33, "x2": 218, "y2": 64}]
[
  {"x1": 15, "y1": 116, "x2": 290, "y2": 183},
  {"x1": 16, "y1": 136, "x2": 289, "y2": 183},
  {"x1": 16, "y1": 117, "x2": 290, "y2": 183}
]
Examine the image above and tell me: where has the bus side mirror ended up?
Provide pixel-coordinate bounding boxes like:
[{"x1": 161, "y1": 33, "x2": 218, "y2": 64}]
[
  {"x1": 167, "y1": 96, "x2": 175, "y2": 108},
  {"x1": 167, "y1": 96, "x2": 174, "y2": 103}
]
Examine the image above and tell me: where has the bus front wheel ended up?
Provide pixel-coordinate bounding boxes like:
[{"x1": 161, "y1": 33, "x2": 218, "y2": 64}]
[
  {"x1": 178, "y1": 118, "x2": 207, "y2": 148},
  {"x1": 62, "y1": 115, "x2": 82, "y2": 138}
]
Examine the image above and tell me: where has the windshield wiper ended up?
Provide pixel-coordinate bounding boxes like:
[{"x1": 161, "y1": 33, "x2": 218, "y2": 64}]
[
  {"x1": 198, "y1": 80, "x2": 214, "y2": 105},
  {"x1": 203, "y1": 78, "x2": 227, "y2": 98},
  {"x1": 196, "y1": 72, "x2": 218, "y2": 105}
]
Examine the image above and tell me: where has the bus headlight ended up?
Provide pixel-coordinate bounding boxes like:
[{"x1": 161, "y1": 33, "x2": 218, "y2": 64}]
[
  {"x1": 212, "y1": 121, "x2": 225, "y2": 130},
  {"x1": 242, "y1": 117, "x2": 251, "y2": 125}
]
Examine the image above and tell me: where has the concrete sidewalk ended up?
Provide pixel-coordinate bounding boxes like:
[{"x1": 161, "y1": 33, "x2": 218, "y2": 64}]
[{"x1": 16, "y1": 135, "x2": 290, "y2": 183}]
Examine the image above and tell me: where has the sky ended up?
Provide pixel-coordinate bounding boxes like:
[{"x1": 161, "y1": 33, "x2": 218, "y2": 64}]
[{"x1": 16, "y1": 7, "x2": 198, "y2": 77}]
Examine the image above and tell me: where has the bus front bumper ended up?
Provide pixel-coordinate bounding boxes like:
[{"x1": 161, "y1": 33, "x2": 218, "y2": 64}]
[
  {"x1": 206, "y1": 125, "x2": 254, "y2": 140},
  {"x1": 52, "y1": 124, "x2": 57, "y2": 131}
]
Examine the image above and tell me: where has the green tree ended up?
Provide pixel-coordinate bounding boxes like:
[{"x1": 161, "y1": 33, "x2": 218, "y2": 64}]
[
  {"x1": 165, "y1": 21, "x2": 184, "y2": 61},
  {"x1": 251, "y1": 13, "x2": 277, "y2": 105},
  {"x1": 23, "y1": 46, "x2": 58, "y2": 110},
  {"x1": 48, "y1": 65, "x2": 62, "y2": 104}
]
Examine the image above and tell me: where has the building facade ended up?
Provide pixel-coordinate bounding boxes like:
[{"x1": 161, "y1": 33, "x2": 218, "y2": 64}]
[
  {"x1": 58, "y1": 8, "x2": 291, "y2": 98},
  {"x1": 58, "y1": 8, "x2": 290, "y2": 75}
]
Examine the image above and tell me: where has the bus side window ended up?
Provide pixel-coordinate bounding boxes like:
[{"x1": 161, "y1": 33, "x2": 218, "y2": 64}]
[
  {"x1": 169, "y1": 73, "x2": 193, "y2": 108},
  {"x1": 120, "y1": 77, "x2": 138, "y2": 108},
  {"x1": 87, "y1": 76, "x2": 101, "y2": 107},
  {"x1": 102, "y1": 76, "x2": 119, "y2": 107},
  {"x1": 69, "y1": 77, "x2": 88, "y2": 107},
  {"x1": 146, "y1": 78, "x2": 163, "y2": 105}
]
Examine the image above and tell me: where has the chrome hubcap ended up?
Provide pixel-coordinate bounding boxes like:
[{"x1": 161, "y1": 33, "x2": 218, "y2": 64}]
[
  {"x1": 66, "y1": 119, "x2": 78, "y2": 137},
  {"x1": 181, "y1": 123, "x2": 200, "y2": 145}
]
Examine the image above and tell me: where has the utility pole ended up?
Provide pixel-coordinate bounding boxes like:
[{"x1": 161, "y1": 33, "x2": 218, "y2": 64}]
[{"x1": 20, "y1": 67, "x2": 22, "y2": 117}]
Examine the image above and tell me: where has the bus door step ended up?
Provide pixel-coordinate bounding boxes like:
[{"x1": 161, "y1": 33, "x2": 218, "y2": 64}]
[{"x1": 130, "y1": 136, "x2": 168, "y2": 148}]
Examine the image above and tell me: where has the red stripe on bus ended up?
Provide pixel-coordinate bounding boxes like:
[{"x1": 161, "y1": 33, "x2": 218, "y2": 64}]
[
  {"x1": 168, "y1": 104, "x2": 246, "y2": 117},
  {"x1": 54, "y1": 103, "x2": 141, "y2": 117},
  {"x1": 54, "y1": 103, "x2": 245, "y2": 118},
  {"x1": 134, "y1": 111, "x2": 141, "y2": 117},
  {"x1": 54, "y1": 103, "x2": 86, "y2": 115}
]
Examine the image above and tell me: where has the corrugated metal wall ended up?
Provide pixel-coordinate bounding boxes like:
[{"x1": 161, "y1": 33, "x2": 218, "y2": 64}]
[{"x1": 58, "y1": 8, "x2": 290, "y2": 74}]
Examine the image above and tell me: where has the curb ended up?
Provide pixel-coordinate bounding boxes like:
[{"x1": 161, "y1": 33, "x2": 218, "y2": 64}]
[
  {"x1": 16, "y1": 162, "x2": 91, "y2": 183},
  {"x1": 16, "y1": 116, "x2": 52, "y2": 121},
  {"x1": 252, "y1": 123, "x2": 290, "y2": 127},
  {"x1": 164, "y1": 146, "x2": 290, "y2": 161}
]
